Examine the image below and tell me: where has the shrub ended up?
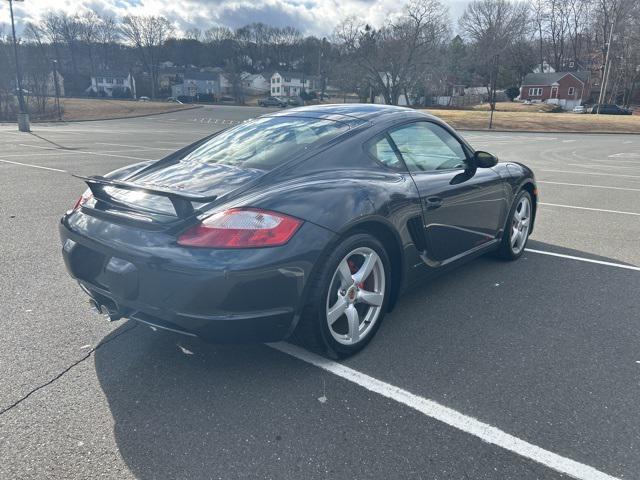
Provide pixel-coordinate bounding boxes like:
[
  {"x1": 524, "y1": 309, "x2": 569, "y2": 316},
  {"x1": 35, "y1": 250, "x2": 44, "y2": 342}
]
[
  {"x1": 111, "y1": 87, "x2": 132, "y2": 99},
  {"x1": 505, "y1": 87, "x2": 520, "y2": 101}
]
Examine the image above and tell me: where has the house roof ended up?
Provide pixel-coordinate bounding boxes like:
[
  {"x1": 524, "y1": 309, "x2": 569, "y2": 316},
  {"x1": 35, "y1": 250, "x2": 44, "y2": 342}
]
[
  {"x1": 183, "y1": 71, "x2": 219, "y2": 81},
  {"x1": 94, "y1": 71, "x2": 130, "y2": 78},
  {"x1": 272, "y1": 70, "x2": 320, "y2": 81},
  {"x1": 522, "y1": 71, "x2": 590, "y2": 86}
]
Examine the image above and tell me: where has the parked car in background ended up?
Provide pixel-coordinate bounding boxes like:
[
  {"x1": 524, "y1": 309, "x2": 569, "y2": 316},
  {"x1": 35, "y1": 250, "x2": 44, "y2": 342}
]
[
  {"x1": 590, "y1": 104, "x2": 632, "y2": 115},
  {"x1": 572, "y1": 105, "x2": 586, "y2": 114},
  {"x1": 287, "y1": 96, "x2": 304, "y2": 107},
  {"x1": 166, "y1": 97, "x2": 183, "y2": 104},
  {"x1": 138, "y1": 96, "x2": 150, "y2": 102},
  {"x1": 258, "y1": 96, "x2": 287, "y2": 107}
]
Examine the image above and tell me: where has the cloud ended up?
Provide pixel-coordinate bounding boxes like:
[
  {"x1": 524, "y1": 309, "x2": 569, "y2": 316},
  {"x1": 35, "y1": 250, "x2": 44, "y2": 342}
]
[{"x1": 1, "y1": 0, "x2": 469, "y2": 38}]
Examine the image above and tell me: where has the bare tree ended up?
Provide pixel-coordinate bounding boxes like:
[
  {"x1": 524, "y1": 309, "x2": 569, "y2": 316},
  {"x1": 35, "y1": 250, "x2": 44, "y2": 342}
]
[
  {"x1": 96, "y1": 15, "x2": 120, "y2": 70},
  {"x1": 334, "y1": 0, "x2": 449, "y2": 105},
  {"x1": 184, "y1": 28, "x2": 202, "y2": 41},
  {"x1": 120, "y1": 15, "x2": 174, "y2": 98},
  {"x1": 459, "y1": 0, "x2": 530, "y2": 87},
  {"x1": 79, "y1": 12, "x2": 100, "y2": 81},
  {"x1": 204, "y1": 26, "x2": 233, "y2": 44},
  {"x1": 57, "y1": 13, "x2": 82, "y2": 75}
]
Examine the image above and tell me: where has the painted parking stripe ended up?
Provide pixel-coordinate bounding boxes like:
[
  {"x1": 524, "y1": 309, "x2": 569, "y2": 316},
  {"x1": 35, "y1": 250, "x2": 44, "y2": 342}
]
[
  {"x1": 539, "y1": 169, "x2": 640, "y2": 179},
  {"x1": 18, "y1": 144, "x2": 154, "y2": 162},
  {"x1": 540, "y1": 202, "x2": 640, "y2": 216},
  {"x1": 269, "y1": 342, "x2": 620, "y2": 480},
  {"x1": 537, "y1": 181, "x2": 640, "y2": 192},
  {"x1": 96, "y1": 142, "x2": 176, "y2": 151},
  {"x1": 0, "y1": 158, "x2": 67, "y2": 172},
  {"x1": 525, "y1": 249, "x2": 640, "y2": 272}
]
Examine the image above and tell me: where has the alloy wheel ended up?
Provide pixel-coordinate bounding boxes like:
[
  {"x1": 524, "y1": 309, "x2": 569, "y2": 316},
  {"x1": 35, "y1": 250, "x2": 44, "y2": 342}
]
[
  {"x1": 510, "y1": 196, "x2": 531, "y2": 254},
  {"x1": 325, "y1": 247, "x2": 386, "y2": 345}
]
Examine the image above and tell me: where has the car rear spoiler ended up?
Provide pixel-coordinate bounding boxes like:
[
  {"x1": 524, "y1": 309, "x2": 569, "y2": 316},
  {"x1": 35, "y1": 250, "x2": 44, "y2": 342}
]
[{"x1": 74, "y1": 174, "x2": 218, "y2": 218}]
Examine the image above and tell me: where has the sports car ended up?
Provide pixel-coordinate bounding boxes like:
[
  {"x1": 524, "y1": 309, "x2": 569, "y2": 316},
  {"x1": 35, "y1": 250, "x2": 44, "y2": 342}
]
[{"x1": 60, "y1": 104, "x2": 537, "y2": 357}]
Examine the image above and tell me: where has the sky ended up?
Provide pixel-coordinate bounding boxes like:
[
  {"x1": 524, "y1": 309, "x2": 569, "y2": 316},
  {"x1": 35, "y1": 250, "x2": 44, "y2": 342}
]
[{"x1": 0, "y1": 0, "x2": 471, "y2": 38}]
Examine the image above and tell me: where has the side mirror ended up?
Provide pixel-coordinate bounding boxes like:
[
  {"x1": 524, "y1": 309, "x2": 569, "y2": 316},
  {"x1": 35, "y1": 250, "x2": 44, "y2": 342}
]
[{"x1": 473, "y1": 151, "x2": 498, "y2": 168}]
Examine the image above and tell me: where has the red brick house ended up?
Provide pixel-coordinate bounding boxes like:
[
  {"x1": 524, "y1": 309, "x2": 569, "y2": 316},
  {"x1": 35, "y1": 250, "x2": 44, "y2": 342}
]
[{"x1": 520, "y1": 71, "x2": 591, "y2": 110}]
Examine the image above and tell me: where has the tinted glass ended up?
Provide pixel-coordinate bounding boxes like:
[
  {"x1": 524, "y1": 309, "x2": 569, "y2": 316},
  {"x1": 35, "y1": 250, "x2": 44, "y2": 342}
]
[
  {"x1": 182, "y1": 116, "x2": 349, "y2": 170},
  {"x1": 367, "y1": 136, "x2": 403, "y2": 169},
  {"x1": 389, "y1": 122, "x2": 468, "y2": 172}
]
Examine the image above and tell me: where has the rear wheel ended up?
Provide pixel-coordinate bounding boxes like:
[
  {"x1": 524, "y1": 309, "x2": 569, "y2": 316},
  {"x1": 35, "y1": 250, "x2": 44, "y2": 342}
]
[
  {"x1": 497, "y1": 190, "x2": 532, "y2": 260},
  {"x1": 295, "y1": 233, "x2": 390, "y2": 358}
]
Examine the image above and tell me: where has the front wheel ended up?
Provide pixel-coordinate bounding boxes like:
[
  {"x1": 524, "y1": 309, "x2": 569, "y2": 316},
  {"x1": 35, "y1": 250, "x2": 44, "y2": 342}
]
[
  {"x1": 496, "y1": 190, "x2": 532, "y2": 260},
  {"x1": 295, "y1": 233, "x2": 390, "y2": 358}
]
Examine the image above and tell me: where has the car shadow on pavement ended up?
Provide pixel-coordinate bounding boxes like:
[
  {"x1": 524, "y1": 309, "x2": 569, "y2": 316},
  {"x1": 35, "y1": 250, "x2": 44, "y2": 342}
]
[{"x1": 93, "y1": 241, "x2": 638, "y2": 479}]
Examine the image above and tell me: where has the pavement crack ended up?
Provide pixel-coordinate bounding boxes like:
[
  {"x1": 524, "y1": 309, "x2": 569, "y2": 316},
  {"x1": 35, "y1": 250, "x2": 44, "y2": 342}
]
[{"x1": 0, "y1": 324, "x2": 138, "y2": 416}]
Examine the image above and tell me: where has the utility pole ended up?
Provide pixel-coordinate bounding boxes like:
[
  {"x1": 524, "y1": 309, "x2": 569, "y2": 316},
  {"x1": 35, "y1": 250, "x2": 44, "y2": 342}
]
[
  {"x1": 597, "y1": 17, "x2": 616, "y2": 114},
  {"x1": 52, "y1": 59, "x2": 62, "y2": 121},
  {"x1": 7, "y1": 0, "x2": 30, "y2": 131},
  {"x1": 489, "y1": 54, "x2": 499, "y2": 130}
]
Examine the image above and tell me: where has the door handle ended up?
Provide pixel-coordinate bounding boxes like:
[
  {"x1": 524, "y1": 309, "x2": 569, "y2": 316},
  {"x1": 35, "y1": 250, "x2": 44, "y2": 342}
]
[{"x1": 424, "y1": 196, "x2": 443, "y2": 210}]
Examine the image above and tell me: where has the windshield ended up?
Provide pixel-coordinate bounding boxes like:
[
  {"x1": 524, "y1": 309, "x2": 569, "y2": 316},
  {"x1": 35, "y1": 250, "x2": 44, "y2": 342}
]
[{"x1": 181, "y1": 116, "x2": 350, "y2": 170}]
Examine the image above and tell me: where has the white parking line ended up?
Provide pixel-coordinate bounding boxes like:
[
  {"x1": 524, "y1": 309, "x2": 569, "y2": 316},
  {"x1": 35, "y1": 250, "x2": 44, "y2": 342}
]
[
  {"x1": 96, "y1": 142, "x2": 175, "y2": 151},
  {"x1": 540, "y1": 202, "x2": 640, "y2": 216},
  {"x1": 0, "y1": 158, "x2": 67, "y2": 172},
  {"x1": 14, "y1": 143, "x2": 154, "y2": 162},
  {"x1": 525, "y1": 249, "x2": 640, "y2": 272},
  {"x1": 539, "y1": 169, "x2": 640, "y2": 179},
  {"x1": 537, "y1": 181, "x2": 640, "y2": 192},
  {"x1": 269, "y1": 342, "x2": 620, "y2": 480},
  {"x1": 567, "y1": 163, "x2": 639, "y2": 171}
]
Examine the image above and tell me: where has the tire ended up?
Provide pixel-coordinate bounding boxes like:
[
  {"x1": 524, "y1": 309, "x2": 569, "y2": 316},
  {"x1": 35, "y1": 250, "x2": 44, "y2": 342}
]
[
  {"x1": 294, "y1": 233, "x2": 391, "y2": 358},
  {"x1": 496, "y1": 190, "x2": 533, "y2": 260}
]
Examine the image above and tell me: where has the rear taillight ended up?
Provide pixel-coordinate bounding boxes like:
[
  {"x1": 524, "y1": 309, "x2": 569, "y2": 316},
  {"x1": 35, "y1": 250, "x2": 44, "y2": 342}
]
[
  {"x1": 177, "y1": 208, "x2": 302, "y2": 248},
  {"x1": 73, "y1": 189, "x2": 93, "y2": 211}
]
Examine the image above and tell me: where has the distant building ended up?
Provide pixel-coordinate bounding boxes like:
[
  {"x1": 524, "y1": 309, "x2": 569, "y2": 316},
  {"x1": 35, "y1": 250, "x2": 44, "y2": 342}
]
[
  {"x1": 242, "y1": 73, "x2": 269, "y2": 95},
  {"x1": 88, "y1": 72, "x2": 136, "y2": 98},
  {"x1": 520, "y1": 71, "x2": 591, "y2": 110},
  {"x1": 270, "y1": 71, "x2": 319, "y2": 97},
  {"x1": 171, "y1": 71, "x2": 219, "y2": 98}
]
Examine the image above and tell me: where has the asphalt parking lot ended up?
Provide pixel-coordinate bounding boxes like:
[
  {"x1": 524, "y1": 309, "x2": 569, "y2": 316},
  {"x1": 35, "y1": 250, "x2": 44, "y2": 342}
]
[{"x1": 1, "y1": 105, "x2": 639, "y2": 480}]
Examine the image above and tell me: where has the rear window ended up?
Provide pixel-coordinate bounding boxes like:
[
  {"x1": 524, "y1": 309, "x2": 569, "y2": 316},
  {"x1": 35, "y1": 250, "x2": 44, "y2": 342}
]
[{"x1": 181, "y1": 116, "x2": 349, "y2": 170}]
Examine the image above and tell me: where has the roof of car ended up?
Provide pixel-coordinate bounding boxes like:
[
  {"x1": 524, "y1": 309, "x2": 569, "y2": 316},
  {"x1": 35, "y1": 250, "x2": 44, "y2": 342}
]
[{"x1": 266, "y1": 103, "x2": 435, "y2": 123}]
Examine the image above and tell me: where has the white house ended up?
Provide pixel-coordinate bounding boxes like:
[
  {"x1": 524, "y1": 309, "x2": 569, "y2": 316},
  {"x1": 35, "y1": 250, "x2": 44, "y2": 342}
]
[
  {"x1": 242, "y1": 73, "x2": 269, "y2": 95},
  {"x1": 88, "y1": 72, "x2": 136, "y2": 98},
  {"x1": 270, "y1": 71, "x2": 319, "y2": 97},
  {"x1": 171, "y1": 71, "x2": 219, "y2": 98}
]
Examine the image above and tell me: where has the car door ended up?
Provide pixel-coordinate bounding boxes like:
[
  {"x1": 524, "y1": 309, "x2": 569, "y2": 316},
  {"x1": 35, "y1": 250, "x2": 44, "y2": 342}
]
[{"x1": 388, "y1": 121, "x2": 507, "y2": 263}]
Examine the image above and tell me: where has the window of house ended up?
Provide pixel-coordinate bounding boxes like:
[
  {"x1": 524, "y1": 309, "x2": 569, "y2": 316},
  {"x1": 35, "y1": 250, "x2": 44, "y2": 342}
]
[
  {"x1": 528, "y1": 88, "x2": 542, "y2": 96},
  {"x1": 105, "y1": 77, "x2": 113, "y2": 84},
  {"x1": 568, "y1": 87, "x2": 576, "y2": 96},
  {"x1": 276, "y1": 87, "x2": 280, "y2": 93},
  {"x1": 388, "y1": 122, "x2": 468, "y2": 172},
  {"x1": 116, "y1": 78, "x2": 124, "y2": 85}
]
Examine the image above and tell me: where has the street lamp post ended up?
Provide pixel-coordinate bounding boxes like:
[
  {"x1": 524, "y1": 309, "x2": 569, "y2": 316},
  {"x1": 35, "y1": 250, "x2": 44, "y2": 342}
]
[
  {"x1": 52, "y1": 59, "x2": 62, "y2": 121},
  {"x1": 7, "y1": 0, "x2": 30, "y2": 131}
]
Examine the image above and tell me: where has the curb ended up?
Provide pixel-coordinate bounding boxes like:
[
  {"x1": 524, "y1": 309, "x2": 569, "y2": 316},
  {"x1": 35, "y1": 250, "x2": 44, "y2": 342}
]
[
  {"x1": 455, "y1": 127, "x2": 640, "y2": 135},
  {"x1": 27, "y1": 105, "x2": 203, "y2": 125}
]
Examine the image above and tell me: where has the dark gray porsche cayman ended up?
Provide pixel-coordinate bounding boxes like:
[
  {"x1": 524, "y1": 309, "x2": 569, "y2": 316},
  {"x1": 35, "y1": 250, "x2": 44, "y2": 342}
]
[{"x1": 60, "y1": 104, "x2": 537, "y2": 357}]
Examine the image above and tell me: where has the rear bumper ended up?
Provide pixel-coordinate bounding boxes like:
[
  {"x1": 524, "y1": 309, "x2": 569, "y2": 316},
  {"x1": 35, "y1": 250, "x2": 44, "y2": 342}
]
[{"x1": 60, "y1": 214, "x2": 334, "y2": 342}]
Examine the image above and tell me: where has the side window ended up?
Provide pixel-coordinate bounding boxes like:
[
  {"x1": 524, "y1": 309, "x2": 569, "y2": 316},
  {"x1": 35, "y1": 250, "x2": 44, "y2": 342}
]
[
  {"x1": 366, "y1": 135, "x2": 403, "y2": 169},
  {"x1": 389, "y1": 122, "x2": 468, "y2": 173}
]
